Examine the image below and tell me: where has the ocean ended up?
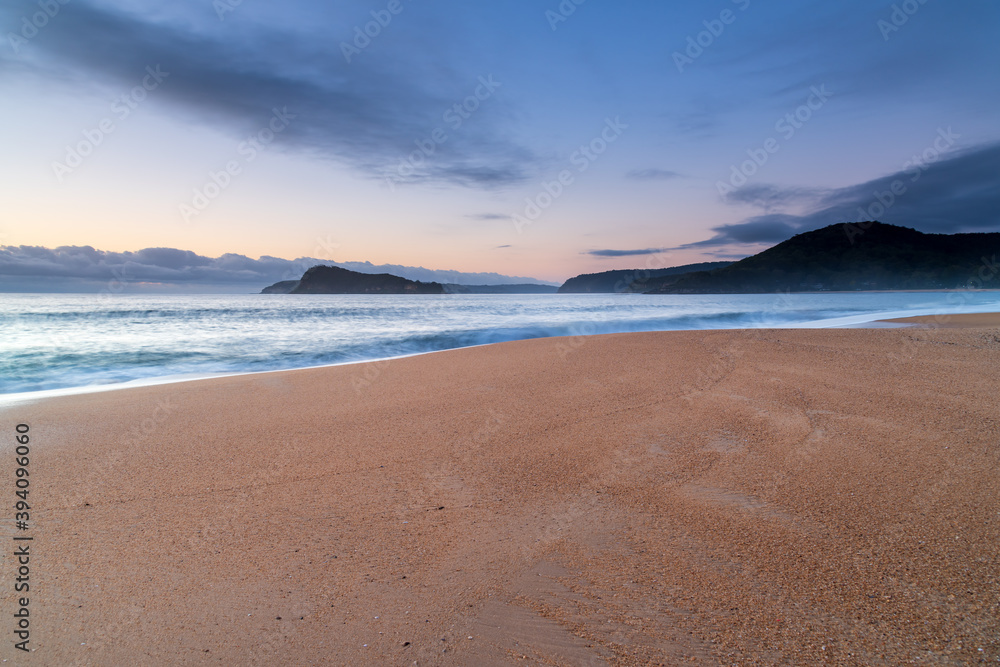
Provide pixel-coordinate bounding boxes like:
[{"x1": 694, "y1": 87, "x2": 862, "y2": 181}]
[{"x1": 1, "y1": 291, "x2": 998, "y2": 399}]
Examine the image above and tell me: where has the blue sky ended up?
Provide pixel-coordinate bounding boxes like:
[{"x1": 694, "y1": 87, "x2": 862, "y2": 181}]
[{"x1": 1, "y1": 0, "x2": 998, "y2": 287}]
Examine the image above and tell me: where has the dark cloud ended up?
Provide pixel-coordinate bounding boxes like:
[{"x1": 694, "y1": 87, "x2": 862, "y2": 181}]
[
  {"x1": 133, "y1": 247, "x2": 213, "y2": 270},
  {"x1": 626, "y1": 168, "x2": 682, "y2": 181},
  {"x1": 684, "y1": 142, "x2": 1000, "y2": 248},
  {"x1": 722, "y1": 184, "x2": 829, "y2": 212},
  {"x1": 1, "y1": 0, "x2": 537, "y2": 188},
  {"x1": 704, "y1": 252, "x2": 751, "y2": 261},
  {"x1": 465, "y1": 213, "x2": 511, "y2": 221},
  {"x1": 587, "y1": 248, "x2": 669, "y2": 258},
  {"x1": 682, "y1": 218, "x2": 800, "y2": 248},
  {"x1": 0, "y1": 245, "x2": 552, "y2": 291}
]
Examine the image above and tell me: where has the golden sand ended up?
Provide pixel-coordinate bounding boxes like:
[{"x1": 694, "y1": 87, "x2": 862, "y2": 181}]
[
  {"x1": 2, "y1": 327, "x2": 999, "y2": 665},
  {"x1": 880, "y1": 311, "x2": 1000, "y2": 328}
]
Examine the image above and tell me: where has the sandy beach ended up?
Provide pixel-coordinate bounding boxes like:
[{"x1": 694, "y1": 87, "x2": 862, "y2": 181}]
[
  {"x1": 880, "y1": 312, "x2": 1000, "y2": 328},
  {"x1": 2, "y1": 325, "x2": 999, "y2": 665}
]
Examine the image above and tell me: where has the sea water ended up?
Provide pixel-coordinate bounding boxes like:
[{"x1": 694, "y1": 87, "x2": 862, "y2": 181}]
[{"x1": 1, "y1": 291, "x2": 998, "y2": 397}]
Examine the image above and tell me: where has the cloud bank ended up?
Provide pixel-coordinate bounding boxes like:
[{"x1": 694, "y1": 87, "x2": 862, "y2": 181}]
[
  {"x1": 687, "y1": 141, "x2": 1000, "y2": 248},
  {"x1": 1, "y1": 0, "x2": 537, "y2": 188},
  {"x1": 586, "y1": 248, "x2": 670, "y2": 258},
  {"x1": 0, "y1": 246, "x2": 554, "y2": 292}
]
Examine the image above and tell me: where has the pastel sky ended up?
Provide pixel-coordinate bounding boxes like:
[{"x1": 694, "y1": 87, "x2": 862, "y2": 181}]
[{"x1": 1, "y1": 0, "x2": 998, "y2": 286}]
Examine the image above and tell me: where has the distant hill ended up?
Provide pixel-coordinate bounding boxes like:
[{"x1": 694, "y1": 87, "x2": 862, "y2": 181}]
[
  {"x1": 260, "y1": 280, "x2": 300, "y2": 294},
  {"x1": 323, "y1": 261, "x2": 553, "y2": 287},
  {"x1": 261, "y1": 269, "x2": 558, "y2": 295},
  {"x1": 558, "y1": 262, "x2": 733, "y2": 293},
  {"x1": 650, "y1": 222, "x2": 1000, "y2": 294},
  {"x1": 442, "y1": 284, "x2": 559, "y2": 294},
  {"x1": 263, "y1": 265, "x2": 445, "y2": 294}
]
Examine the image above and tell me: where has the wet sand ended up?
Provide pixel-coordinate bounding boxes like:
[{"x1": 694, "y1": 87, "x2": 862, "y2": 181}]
[
  {"x1": 2, "y1": 326, "x2": 999, "y2": 665},
  {"x1": 880, "y1": 311, "x2": 1000, "y2": 327}
]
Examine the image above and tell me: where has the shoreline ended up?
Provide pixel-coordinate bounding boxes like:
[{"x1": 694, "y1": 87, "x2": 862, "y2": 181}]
[
  {"x1": 877, "y1": 311, "x2": 1000, "y2": 327},
  {"x1": 4, "y1": 309, "x2": 1000, "y2": 406},
  {"x1": 4, "y1": 288, "x2": 1000, "y2": 296},
  {"x1": 4, "y1": 326, "x2": 998, "y2": 664}
]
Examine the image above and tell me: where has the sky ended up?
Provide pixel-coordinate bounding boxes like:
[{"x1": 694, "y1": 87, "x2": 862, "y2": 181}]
[{"x1": 1, "y1": 0, "x2": 998, "y2": 289}]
